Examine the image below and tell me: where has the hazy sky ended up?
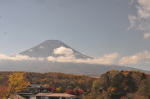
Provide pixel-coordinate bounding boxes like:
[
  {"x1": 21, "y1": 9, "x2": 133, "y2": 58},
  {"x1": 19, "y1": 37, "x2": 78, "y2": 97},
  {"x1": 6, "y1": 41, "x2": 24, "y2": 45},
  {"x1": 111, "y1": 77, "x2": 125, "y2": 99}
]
[{"x1": 0, "y1": 0, "x2": 150, "y2": 70}]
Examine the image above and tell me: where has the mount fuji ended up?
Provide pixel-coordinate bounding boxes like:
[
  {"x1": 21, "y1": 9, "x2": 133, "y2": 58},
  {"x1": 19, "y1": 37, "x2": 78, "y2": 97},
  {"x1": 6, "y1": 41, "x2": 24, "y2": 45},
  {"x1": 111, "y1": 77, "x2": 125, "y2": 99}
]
[
  {"x1": 19, "y1": 40, "x2": 92, "y2": 59},
  {"x1": 0, "y1": 40, "x2": 149, "y2": 76}
]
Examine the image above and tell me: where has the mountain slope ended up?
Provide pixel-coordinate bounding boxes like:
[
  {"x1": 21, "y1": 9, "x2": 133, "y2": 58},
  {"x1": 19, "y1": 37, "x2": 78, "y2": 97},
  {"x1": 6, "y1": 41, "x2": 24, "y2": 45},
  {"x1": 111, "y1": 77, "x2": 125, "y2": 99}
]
[
  {"x1": 0, "y1": 60, "x2": 149, "y2": 77},
  {"x1": 19, "y1": 40, "x2": 92, "y2": 59}
]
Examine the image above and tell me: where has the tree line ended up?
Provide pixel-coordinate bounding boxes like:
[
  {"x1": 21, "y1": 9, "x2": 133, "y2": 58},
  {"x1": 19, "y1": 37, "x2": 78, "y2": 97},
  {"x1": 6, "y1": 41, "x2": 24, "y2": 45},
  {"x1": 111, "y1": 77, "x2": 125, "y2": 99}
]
[
  {"x1": 82, "y1": 70, "x2": 150, "y2": 99},
  {"x1": 0, "y1": 70, "x2": 150, "y2": 99},
  {"x1": 0, "y1": 71, "x2": 95, "y2": 98}
]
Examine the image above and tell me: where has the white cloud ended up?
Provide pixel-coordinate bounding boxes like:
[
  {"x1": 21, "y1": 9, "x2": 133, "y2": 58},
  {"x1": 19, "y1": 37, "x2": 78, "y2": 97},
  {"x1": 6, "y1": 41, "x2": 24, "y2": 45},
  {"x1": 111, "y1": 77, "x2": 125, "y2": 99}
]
[
  {"x1": 128, "y1": 0, "x2": 150, "y2": 38},
  {"x1": 0, "y1": 54, "x2": 45, "y2": 61},
  {"x1": 48, "y1": 47, "x2": 120, "y2": 65},
  {"x1": 38, "y1": 57, "x2": 45, "y2": 61},
  {"x1": 0, "y1": 54, "x2": 36, "y2": 61},
  {"x1": 54, "y1": 46, "x2": 73, "y2": 55},
  {"x1": 137, "y1": 0, "x2": 150, "y2": 21},
  {"x1": 119, "y1": 55, "x2": 142, "y2": 65},
  {"x1": 86, "y1": 53, "x2": 119, "y2": 64},
  {"x1": 47, "y1": 55, "x2": 75, "y2": 63},
  {"x1": 2, "y1": 46, "x2": 150, "y2": 66},
  {"x1": 119, "y1": 51, "x2": 150, "y2": 65},
  {"x1": 47, "y1": 53, "x2": 119, "y2": 65},
  {"x1": 0, "y1": 47, "x2": 119, "y2": 65}
]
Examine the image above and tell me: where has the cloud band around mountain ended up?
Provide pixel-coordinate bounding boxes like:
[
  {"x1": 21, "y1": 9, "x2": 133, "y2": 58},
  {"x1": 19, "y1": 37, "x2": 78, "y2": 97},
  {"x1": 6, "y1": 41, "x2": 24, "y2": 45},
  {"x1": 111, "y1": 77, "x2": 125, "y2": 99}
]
[
  {"x1": 0, "y1": 54, "x2": 44, "y2": 61},
  {"x1": 0, "y1": 46, "x2": 119, "y2": 65},
  {"x1": 119, "y1": 51, "x2": 150, "y2": 65},
  {"x1": 0, "y1": 47, "x2": 150, "y2": 66}
]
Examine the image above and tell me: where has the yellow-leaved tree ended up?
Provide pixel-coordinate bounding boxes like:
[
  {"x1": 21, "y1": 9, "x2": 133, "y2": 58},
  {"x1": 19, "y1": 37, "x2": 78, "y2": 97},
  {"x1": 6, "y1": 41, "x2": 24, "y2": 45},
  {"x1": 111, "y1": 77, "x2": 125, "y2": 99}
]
[{"x1": 6, "y1": 72, "x2": 30, "y2": 98}]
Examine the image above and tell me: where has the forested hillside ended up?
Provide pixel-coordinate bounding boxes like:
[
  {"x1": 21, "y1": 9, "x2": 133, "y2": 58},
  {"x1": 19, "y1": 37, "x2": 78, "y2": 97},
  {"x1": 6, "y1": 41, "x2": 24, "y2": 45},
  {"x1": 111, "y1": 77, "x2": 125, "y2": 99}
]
[
  {"x1": 0, "y1": 71, "x2": 96, "y2": 98},
  {"x1": 0, "y1": 71, "x2": 150, "y2": 99},
  {"x1": 82, "y1": 70, "x2": 150, "y2": 99},
  {"x1": 0, "y1": 72, "x2": 95, "y2": 88}
]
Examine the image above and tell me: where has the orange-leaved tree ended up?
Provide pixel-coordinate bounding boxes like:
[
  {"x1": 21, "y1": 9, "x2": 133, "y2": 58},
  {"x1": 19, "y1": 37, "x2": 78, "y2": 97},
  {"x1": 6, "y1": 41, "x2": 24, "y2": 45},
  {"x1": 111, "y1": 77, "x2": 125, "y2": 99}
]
[
  {"x1": 0, "y1": 83, "x2": 8, "y2": 99},
  {"x1": 6, "y1": 72, "x2": 30, "y2": 98}
]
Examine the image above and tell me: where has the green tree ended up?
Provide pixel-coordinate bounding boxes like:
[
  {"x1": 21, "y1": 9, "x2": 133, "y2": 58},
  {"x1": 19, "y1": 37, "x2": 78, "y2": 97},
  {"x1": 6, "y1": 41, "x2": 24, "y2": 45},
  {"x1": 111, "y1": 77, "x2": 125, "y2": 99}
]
[
  {"x1": 138, "y1": 78, "x2": 150, "y2": 99},
  {"x1": 122, "y1": 73, "x2": 136, "y2": 92},
  {"x1": 108, "y1": 73, "x2": 125, "y2": 99},
  {"x1": 92, "y1": 79, "x2": 101, "y2": 90}
]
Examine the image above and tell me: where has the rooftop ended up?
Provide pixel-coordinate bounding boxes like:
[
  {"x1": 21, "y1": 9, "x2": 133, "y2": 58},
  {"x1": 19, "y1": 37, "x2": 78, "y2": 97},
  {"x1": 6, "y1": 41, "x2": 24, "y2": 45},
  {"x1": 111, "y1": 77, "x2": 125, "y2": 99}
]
[
  {"x1": 26, "y1": 84, "x2": 49, "y2": 88},
  {"x1": 36, "y1": 93, "x2": 76, "y2": 98}
]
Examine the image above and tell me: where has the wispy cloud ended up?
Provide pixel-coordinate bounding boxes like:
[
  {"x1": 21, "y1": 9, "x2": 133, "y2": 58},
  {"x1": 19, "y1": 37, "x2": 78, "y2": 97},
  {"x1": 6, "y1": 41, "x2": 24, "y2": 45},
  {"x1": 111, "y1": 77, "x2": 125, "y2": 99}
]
[
  {"x1": 0, "y1": 54, "x2": 36, "y2": 61},
  {"x1": 127, "y1": 15, "x2": 137, "y2": 30},
  {"x1": 129, "y1": 0, "x2": 135, "y2": 5},
  {"x1": 119, "y1": 51, "x2": 150, "y2": 65},
  {"x1": 0, "y1": 54, "x2": 44, "y2": 61},
  {"x1": 0, "y1": 47, "x2": 119, "y2": 65},
  {"x1": 1, "y1": 47, "x2": 150, "y2": 66},
  {"x1": 128, "y1": 0, "x2": 150, "y2": 38}
]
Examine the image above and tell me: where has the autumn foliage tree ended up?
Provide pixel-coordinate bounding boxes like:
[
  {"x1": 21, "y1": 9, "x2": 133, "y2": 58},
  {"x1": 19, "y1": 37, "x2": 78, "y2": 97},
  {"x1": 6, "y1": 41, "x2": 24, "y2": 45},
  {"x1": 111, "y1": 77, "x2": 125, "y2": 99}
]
[
  {"x1": 5, "y1": 72, "x2": 30, "y2": 98},
  {"x1": 56, "y1": 87, "x2": 63, "y2": 93},
  {"x1": 0, "y1": 83, "x2": 8, "y2": 99},
  {"x1": 83, "y1": 70, "x2": 149, "y2": 99}
]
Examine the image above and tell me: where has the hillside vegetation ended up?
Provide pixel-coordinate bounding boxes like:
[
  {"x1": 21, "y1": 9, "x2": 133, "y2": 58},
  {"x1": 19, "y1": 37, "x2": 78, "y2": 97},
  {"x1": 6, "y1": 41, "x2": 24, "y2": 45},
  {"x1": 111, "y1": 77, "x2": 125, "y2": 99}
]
[
  {"x1": 0, "y1": 71, "x2": 95, "y2": 97},
  {"x1": 82, "y1": 70, "x2": 150, "y2": 99},
  {"x1": 0, "y1": 70, "x2": 150, "y2": 99}
]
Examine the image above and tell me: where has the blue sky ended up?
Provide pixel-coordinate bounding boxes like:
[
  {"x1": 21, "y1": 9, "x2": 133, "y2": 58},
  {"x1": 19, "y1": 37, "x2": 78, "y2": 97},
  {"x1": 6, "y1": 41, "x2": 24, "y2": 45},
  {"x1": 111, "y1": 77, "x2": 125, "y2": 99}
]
[{"x1": 0, "y1": 0, "x2": 150, "y2": 70}]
